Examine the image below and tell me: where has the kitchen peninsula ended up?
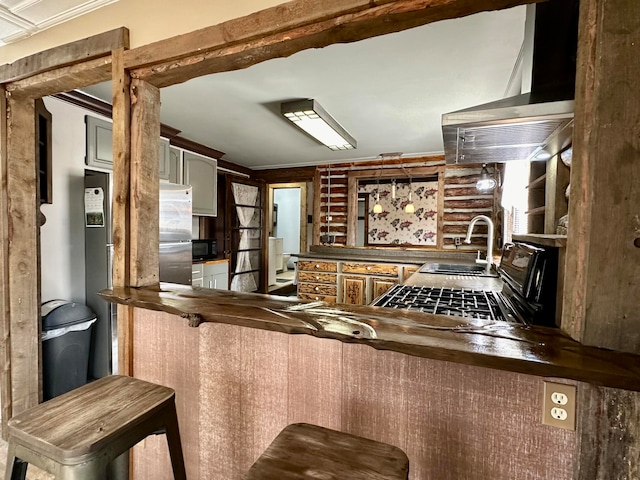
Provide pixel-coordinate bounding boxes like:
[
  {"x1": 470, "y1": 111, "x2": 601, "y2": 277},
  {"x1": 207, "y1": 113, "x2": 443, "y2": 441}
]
[{"x1": 100, "y1": 282, "x2": 640, "y2": 479}]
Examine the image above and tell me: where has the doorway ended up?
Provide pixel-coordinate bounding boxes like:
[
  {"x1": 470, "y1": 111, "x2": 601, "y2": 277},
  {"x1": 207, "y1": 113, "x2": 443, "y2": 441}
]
[{"x1": 267, "y1": 182, "x2": 308, "y2": 293}]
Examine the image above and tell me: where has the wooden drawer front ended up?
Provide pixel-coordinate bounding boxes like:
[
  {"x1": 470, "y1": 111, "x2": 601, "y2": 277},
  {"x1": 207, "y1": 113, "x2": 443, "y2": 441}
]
[
  {"x1": 297, "y1": 260, "x2": 338, "y2": 273},
  {"x1": 371, "y1": 277, "x2": 398, "y2": 301},
  {"x1": 341, "y1": 276, "x2": 366, "y2": 305},
  {"x1": 297, "y1": 293, "x2": 337, "y2": 304},
  {"x1": 298, "y1": 272, "x2": 337, "y2": 284},
  {"x1": 342, "y1": 262, "x2": 398, "y2": 277},
  {"x1": 402, "y1": 266, "x2": 419, "y2": 281},
  {"x1": 298, "y1": 283, "x2": 337, "y2": 296}
]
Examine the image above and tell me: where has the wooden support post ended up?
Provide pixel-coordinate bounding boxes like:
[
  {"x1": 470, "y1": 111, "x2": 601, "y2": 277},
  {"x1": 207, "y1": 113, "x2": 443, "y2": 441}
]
[
  {"x1": 312, "y1": 168, "x2": 322, "y2": 245},
  {"x1": 129, "y1": 79, "x2": 160, "y2": 287},
  {"x1": 111, "y1": 48, "x2": 135, "y2": 377},
  {"x1": 562, "y1": 0, "x2": 640, "y2": 353},
  {"x1": 5, "y1": 94, "x2": 40, "y2": 415},
  {"x1": 0, "y1": 85, "x2": 11, "y2": 438}
]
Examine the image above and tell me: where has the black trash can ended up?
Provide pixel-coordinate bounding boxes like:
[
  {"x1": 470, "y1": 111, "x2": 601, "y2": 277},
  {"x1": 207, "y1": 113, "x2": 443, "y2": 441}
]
[{"x1": 41, "y1": 300, "x2": 96, "y2": 401}]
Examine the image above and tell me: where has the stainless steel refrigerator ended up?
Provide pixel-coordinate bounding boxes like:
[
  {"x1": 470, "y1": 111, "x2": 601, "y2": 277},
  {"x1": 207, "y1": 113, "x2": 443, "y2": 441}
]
[{"x1": 84, "y1": 171, "x2": 192, "y2": 380}]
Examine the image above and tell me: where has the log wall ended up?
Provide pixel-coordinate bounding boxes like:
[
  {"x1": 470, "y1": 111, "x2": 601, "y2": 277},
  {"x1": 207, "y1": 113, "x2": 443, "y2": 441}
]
[
  {"x1": 132, "y1": 308, "x2": 576, "y2": 480},
  {"x1": 316, "y1": 156, "x2": 500, "y2": 250}
]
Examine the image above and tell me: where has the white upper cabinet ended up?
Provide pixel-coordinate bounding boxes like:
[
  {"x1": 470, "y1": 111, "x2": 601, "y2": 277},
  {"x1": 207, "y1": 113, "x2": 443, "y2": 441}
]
[{"x1": 183, "y1": 151, "x2": 217, "y2": 216}]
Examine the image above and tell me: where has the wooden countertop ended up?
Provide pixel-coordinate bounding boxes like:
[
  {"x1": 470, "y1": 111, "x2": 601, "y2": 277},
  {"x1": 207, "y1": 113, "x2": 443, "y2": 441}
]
[
  {"x1": 192, "y1": 258, "x2": 229, "y2": 266},
  {"x1": 100, "y1": 284, "x2": 640, "y2": 392}
]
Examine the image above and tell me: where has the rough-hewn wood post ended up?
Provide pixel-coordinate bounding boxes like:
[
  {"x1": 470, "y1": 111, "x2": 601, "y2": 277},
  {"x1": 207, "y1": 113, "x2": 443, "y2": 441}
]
[
  {"x1": 5, "y1": 93, "x2": 40, "y2": 415},
  {"x1": 567, "y1": 0, "x2": 640, "y2": 478}
]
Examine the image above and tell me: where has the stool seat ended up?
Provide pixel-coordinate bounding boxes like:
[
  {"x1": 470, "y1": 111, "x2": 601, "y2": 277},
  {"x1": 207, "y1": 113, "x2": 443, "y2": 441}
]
[
  {"x1": 244, "y1": 423, "x2": 409, "y2": 480},
  {"x1": 5, "y1": 375, "x2": 186, "y2": 480}
]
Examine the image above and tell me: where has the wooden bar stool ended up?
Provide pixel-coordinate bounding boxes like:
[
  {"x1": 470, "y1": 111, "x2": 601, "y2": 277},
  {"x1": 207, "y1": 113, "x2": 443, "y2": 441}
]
[
  {"x1": 244, "y1": 423, "x2": 409, "y2": 480},
  {"x1": 5, "y1": 375, "x2": 186, "y2": 480}
]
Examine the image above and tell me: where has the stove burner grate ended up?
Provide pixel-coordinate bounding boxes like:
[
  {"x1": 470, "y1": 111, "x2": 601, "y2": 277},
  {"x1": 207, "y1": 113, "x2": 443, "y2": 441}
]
[{"x1": 372, "y1": 285, "x2": 509, "y2": 322}]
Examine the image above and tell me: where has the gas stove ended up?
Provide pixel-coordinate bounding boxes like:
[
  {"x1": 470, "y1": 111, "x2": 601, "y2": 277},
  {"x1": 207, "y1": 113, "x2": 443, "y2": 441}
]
[{"x1": 372, "y1": 284, "x2": 517, "y2": 323}]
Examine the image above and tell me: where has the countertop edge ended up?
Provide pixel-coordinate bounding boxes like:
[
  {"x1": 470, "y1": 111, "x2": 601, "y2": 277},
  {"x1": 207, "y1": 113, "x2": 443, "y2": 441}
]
[{"x1": 100, "y1": 284, "x2": 640, "y2": 392}]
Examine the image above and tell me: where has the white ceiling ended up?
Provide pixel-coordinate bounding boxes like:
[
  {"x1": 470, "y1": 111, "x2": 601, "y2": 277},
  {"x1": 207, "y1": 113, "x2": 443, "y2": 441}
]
[
  {"x1": 0, "y1": 0, "x2": 117, "y2": 46},
  {"x1": 80, "y1": 6, "x2": 526, "y2": 170}
]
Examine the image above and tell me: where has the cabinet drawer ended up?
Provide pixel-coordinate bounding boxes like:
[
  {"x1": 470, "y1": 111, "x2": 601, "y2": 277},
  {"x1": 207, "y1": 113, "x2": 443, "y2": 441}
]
[
  {"x1": 297, "y1": 261, "x2": 338, "y2": 273},
  {"x1": 297, "y1": 272, "x2": 337, "y2": 284},
  {"x1": 298, "y1": 283, "x2": 337, "y2": 296},
  {"x1": 297, "y1": 293, "x2": 337, "y2": 304},
  {"x1": 342, "y1": 262, "x2": 398, "y2": 277},
  {"x1": 192, "y1": 264, "x2": 203, "y2": 278}
]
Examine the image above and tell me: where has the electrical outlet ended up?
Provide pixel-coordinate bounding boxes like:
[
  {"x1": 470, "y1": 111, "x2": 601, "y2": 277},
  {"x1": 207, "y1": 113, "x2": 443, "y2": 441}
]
[
  {"x1": 542, "y1": 381, "x2": 576, "y2": 430},
  {"x1": 454, "y1": 237, "x2": 461, "y2": 246}
]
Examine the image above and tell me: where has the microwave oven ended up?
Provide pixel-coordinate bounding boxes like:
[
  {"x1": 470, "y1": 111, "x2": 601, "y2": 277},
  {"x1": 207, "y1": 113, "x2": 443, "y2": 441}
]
[{"x1": 192, "y1": 239, "x2": 217, "y2": 260}]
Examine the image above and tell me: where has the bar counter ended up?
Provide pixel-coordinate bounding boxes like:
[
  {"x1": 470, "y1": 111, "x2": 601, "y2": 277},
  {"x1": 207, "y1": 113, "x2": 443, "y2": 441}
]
[{"x1": 100, "y1": 283, "x2": 640, "y2": 392}]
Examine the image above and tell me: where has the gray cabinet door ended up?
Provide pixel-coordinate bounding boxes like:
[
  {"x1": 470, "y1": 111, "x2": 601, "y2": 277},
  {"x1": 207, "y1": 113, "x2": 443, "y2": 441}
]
[
  {"x1": 158, "y1": 138, "x2": 171, "y2": 180},
  {"x1": 85, "y1": 116, "x2": 113, "y2": 169},
  {"x1": 169, "y1": 146, "x2": 182, "y2": 184},
  {"x1": 183, "y1": 151, "x2": 217, "y2": 216},
  {"x1": 86, "y1": 115, "x2": 169, "y2": 176}
]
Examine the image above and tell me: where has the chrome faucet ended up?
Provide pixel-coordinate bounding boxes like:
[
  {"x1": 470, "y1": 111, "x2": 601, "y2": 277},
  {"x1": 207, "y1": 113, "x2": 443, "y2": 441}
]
[{"x1": 464, "y1": 215, "x2": 494, "y2": 272}]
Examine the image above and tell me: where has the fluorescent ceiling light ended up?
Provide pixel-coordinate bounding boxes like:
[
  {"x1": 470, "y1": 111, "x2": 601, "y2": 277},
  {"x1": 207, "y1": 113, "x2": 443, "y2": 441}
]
[{"x1": 281, "y1": 99, "x2": 356, "y2": 151}]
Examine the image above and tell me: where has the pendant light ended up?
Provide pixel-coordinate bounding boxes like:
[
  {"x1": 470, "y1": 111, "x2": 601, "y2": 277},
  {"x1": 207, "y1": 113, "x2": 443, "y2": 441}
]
[
  {"x1": 372, "y1": 154, "x2": 384, "y2": 214},
  {"x1": 404, "y1": 178, "x2": 414, "y2": 213},
  {"x1": 391, "y1": 179, "x2": 396, "y2": 200},
  {"x1": 373, "y1": 192, "x2": 383, "y2": 213},
  {"x1": 476, "y1": 164, "x2": 497, "y2": 192}
]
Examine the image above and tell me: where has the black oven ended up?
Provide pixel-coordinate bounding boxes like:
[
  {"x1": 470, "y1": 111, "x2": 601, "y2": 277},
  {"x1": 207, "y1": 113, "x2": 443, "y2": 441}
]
[
  {"x1": 192, "y1": 239, "x2": 217, "y2": 261},
  {"x1": 497, "y1": 241, "x2": 558, "y2": 327}
]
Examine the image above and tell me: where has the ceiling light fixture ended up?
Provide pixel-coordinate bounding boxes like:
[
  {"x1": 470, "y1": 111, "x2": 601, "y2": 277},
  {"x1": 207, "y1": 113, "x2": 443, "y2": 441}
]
[
  {"x1": 404, "y1": 177, "x2": 415, "y2": 214},
  {"x1": 476, "y1": 164, "x2": 497, "y2": 193},
  {"x1": 373, "y1": 154, "x2": 384, "y2": 214},
  {"x1": 281, "y1": 99, "x2": 356, "y2": 151}
]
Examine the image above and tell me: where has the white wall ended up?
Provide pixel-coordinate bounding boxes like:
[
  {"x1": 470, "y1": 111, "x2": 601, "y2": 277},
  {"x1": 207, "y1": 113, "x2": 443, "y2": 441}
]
[
  {"x1": 0, "y1": 0, "x2": 285, "y2": 64},
  {"x1": 273, "y1": 188, "x2": 300, "y2": 255},
  {"x1": 39, "y1": 97, "x2": 110, "y2": 304}
]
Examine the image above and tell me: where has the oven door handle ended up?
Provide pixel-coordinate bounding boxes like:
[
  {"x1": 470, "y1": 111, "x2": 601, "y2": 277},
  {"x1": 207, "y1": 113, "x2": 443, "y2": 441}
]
[{"x1": 494, "y1": 292, "x2": 528, "y2": 325}]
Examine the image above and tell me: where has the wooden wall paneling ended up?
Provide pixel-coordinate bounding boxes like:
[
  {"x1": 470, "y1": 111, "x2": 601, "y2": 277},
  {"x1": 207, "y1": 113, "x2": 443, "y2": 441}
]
[
  {"x1": 129, "y1": 79, "x2": 161, "y2": 286},
  {"x1": 198, "y1": 323, "x2": 243, "y2": 479},
  {"x1": 341, "y1": 344, "x2": 408, "y2": 462},
  {"x1": 312, "y1": 167, "x2": 321, "y2": 245},
  {"x1": 0, "y1": 85, "x2": 11, "y2": 438},
  {"x1": 404, "y1": 357, "x2": 575, "y2": 480},
  {"x1": 131, "y1": 309, "x2": 200, "y2": 480},
  {"x1": 562, "y1": 0, "x2": 640, "y2": 352},
  {"x1": 238, "y1": 326, "x2": 290, "y2": 470},
  {"x1": 575, "y1": 384, "x2": 640, "y2": 480},
  {"x1": 0, "y1": 28, "x2": 129, "y2": 83},
  {"x1": 6, "y1": 95, "x2": 40, "y2": 414},
  {"x1": 287, "y1": 334, "x2": 342, "y2": 431}
]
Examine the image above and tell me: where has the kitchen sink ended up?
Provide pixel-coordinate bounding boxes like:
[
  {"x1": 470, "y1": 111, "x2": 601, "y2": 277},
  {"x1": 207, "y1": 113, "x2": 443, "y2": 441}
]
[{"x1": 419, "y1": 262, "x2": 495, "y2": 277}]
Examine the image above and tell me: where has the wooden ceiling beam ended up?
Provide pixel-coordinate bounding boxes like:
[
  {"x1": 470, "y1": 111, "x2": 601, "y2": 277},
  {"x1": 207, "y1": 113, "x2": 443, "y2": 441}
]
[
  {"x1": 5, "y1": 57, "x2": 112, "y2": 100},
  {"x1": 128, "y1": 0, "x2": 542, "y2": 88},
  {"x1": 0, "y1": 27, "x2": 129, "y2": 83}
]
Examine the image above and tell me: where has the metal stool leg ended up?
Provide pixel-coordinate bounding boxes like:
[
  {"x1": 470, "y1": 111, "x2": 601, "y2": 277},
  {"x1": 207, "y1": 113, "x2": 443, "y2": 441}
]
[{"x1": 163, "y1": 403, "x2": 187, "y2": 480}]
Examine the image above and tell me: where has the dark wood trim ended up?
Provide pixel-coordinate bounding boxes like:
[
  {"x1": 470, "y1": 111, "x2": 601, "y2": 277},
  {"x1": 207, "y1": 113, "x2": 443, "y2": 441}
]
[
  {"x1": 0, "y1": 27, "x2": 129, "y2": 83},
  {"x1": 254, "y1": 166, "x2": 316, "y2": 183},
  {"x1": 52, "y1": 91, "x2": 252, "y2": 175}
]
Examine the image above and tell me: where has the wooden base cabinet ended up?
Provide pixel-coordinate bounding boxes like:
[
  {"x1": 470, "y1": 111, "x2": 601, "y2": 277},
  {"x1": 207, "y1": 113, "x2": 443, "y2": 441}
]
[
  {"x1": 297, "y1": 260, "x2": 338, "y2": 304},
  {"x1": 341, "y1": 276, "x2": 366, "y2": 305},
  {"x1": 370, "y1": 277, "x2": 398, "y2": 302}
]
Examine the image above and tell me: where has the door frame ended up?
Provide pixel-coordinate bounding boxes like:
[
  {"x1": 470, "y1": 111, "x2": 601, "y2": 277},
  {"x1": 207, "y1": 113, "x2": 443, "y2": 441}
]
[{"x1": 267, "y1": 182, "x2": 308, "y2": 255}]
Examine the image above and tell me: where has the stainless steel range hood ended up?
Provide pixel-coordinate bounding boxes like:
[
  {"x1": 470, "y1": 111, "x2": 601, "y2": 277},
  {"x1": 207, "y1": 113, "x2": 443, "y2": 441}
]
[{"x1": 442, "y1": 93, "x2": 574, "y2": 165}]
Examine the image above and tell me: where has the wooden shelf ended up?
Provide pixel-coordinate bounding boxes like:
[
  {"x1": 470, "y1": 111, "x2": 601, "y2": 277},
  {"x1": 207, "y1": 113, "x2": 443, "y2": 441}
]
[
  {"x1": 527, "y1": 173, "x2": 547, "y2": 190},
  {"x1": 526, "y1": 206, "x2": 546, "y2": 216}
]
